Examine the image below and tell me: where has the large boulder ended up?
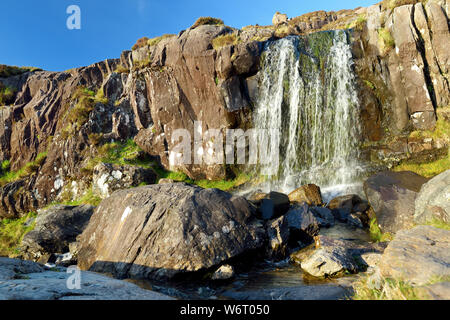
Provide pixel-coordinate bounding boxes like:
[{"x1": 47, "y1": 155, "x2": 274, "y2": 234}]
[
  {"x1": 20, "y1": 205, "x2": 95, "y2": 263},
  {"x1": 378, "y1": 226, "x2": 450, "y2": 286},
  {"x1": 248, "y1": 191, "x2": 290, "y2": 220},
  {"x1": 92, "y1": 163, "x2": 156, "y2": 198},
  {"x1": 77, "y1": 183, "x2": 265, "y2": 280},
  {"x1": 288, "y1": 184, "x2": 323, "y2": 206},
  {"x1": 415, "y1": 169, "x2": 450, "y2": 224},
  {"x1": 363, "y1": 171, "x2": 429, "y2": 234}
]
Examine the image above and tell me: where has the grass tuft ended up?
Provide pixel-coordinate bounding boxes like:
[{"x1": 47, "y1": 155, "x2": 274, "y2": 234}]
[
  {"x1": 191, "y1": 17, "x2": 224, "y2": 29},
  {"x1": 0, "y1": 152, "x2": 47, "y2": 186},
  {"x1": 212, "y1": 34, "x2": 239, "y2": 50},
  {"x1": 369, "y1": 217, "x2": 394, "y2": 242}
]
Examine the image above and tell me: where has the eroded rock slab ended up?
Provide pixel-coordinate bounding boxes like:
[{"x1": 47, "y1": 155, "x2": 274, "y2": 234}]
[{"x1": 378, "y1": 226, "x2": 450, "y2": 286}]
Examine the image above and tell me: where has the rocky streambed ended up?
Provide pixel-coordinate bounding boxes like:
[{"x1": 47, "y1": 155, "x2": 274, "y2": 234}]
[{"x1": 1, "y1": 169, "x2": 448, "y2": 300}]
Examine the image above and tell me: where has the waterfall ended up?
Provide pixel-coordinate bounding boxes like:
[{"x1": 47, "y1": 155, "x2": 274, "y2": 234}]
[{"x1": 252, "y1": 30, "x2": 364, "y2": 197}]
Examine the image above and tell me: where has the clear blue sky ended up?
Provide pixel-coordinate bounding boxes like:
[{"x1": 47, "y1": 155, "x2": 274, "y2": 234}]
[{"x1": 1, "y1": 0, "x2": 376, "y2": 71}]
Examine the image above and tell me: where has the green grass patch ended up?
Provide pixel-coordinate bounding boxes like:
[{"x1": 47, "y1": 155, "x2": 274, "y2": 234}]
[
  {"x1": 393, "y1": 156, "x2": 450, "y2": 178},
  {"x1": 0, "y1": 211, "x2": 37, "y2": 257},
  {"x1": 409, "y1": 116, "x2": 450, "y2": 141},
  {"x1": 191, "y1": 17, "x2": 224, "y2": 29},
  {"x1": 352, "y1": 276, "x2": 423, "y2": 300},
  {"x1": 61, "y1": 87, "x2": 108, "y2": 139},
  {"x1": 0, "y1": 152, "x2": 47, "y2": 186},
  {"x1": 369, "y1": 217, "x2": 394, "y2": 242},
  {"x1": 424, "y1": 218, "x2": 450, "y2": 230}
]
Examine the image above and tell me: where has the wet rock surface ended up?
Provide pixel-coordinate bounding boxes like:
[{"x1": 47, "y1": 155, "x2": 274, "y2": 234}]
[{"x1": 0, "y1": 258, "x2": 172, "y2": 300}]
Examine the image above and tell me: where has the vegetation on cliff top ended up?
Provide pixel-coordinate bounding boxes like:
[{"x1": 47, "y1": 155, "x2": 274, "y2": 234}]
[
  {"x1": 212, "y1": 34, "x2": 240, "y2": 50},
  {"x1": 191, "y1": 17, "x2": 224, "y2": 29},
  {"x1": 0, "y1": 65, "x2": 41, "y2": 78}
]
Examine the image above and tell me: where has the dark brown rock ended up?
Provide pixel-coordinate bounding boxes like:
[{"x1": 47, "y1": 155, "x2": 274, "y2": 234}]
[{"x1": 363, "y1": 171, "x2": 429, "y2": 234}]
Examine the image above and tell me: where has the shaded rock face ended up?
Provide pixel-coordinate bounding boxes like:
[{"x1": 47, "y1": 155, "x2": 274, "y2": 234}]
[
  {"x1": 364, "y1": 171, "x2": 429, "y2": 234},
  {"x1": 20, "y1": 205, "x2": 95, "y2": 263},
  {"x1": 378, "y1": 226, "x2": 450, "y2": 286},
  {"x1": 249, "y1": 191, "x2": 290, "y2": 220},
  {"x1": 92, "y1": 163, "x2": 156, "y2": 198},
  {"x1": 415, "y1": 169, "x2": 450, "y2": 224},
  {"x1": 0, "y1": 258, "x2": 172, "y2": 300},
  {"x1": 77, "y1": 183, "x2": 265, "y2": 280}
]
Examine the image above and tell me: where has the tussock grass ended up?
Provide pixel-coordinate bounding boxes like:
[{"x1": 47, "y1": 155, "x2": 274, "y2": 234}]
[
  {"x1": 0, "y1": 212, "x2": 37, "y2": 257},
  {"x1": 212, "y1": 34, "x2": 239, "y2": 50},
  {"x1": 378, "y1": 28, "x2": 395, "y2": 55},
  {"x1": 352, "y1": 274, "x2": 423, "y2": 300},
  {"x1": 191, "y1": 17, "x2": 224, "y2": 29}
]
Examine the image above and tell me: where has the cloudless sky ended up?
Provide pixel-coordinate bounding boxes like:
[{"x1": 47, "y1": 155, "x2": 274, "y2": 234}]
[{"x1": 0, "y1": 0, "x2": 377, "y2": 71}]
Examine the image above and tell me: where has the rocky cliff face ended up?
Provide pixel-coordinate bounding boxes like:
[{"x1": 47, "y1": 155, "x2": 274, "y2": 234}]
[{"x1": 0, "y1": 0, "x2": 449, "y2": 218}]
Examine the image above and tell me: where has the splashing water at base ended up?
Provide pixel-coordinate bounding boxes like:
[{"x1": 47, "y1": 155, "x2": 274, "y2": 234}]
[{"x1": 251, "y1": 30, "x2": 366, "y2": 199}]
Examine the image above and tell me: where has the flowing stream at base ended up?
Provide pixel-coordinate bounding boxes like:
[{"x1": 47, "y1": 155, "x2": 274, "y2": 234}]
[{"x1": 250, "y1": 30, "x2": 367, "y2": 201}]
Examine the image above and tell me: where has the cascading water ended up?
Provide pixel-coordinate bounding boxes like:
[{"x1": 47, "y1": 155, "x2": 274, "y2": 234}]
[{"x1": 252, "y1": 30, "x2": 365, "y2": 199}]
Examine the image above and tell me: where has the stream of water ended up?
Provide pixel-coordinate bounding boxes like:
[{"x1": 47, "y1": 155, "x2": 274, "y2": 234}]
[{"x1": 251, "y1": 30, "x2": 367, "y2": 200}]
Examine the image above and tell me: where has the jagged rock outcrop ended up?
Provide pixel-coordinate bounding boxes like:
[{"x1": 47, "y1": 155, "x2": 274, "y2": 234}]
[
  {"x1": 92, "y1": 163, "x2": 156, "y2": 198},
  {"x1": 0, "y1": 0, "x2": 448, "y2": 217},
  {"x1": 77, "y1": 183, "x2": 265, "y2": 280}
]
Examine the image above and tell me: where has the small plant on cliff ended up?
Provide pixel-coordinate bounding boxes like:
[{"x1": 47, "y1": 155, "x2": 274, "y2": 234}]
[
  {"x1": 369, "y1": 217, "x2": 394, "y2": 242},
  {"x1": 191, "y1": 17, "x2": 224, "y2": 29},
  {"x1": 0, "y1": 211, "x2": 37, "y2": 257},
  {"x1": 212, "y1": 34, "x2": 239, "y2": 50},
  {"x1": 132, "y1": 36, "x2": 149, "y2": 50},
  {"x1": 115, "y1": 64, "x2": 129, "y2": 74},
  {"x1": 378, "y1": 28, "x2": 395, "y2": 55},
  {"x1": 382, "y1": 0, "x2": 426, "y2": 10},
  {"x1": 0, "y1": 85, "x2": 16, "y2": 106}
]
